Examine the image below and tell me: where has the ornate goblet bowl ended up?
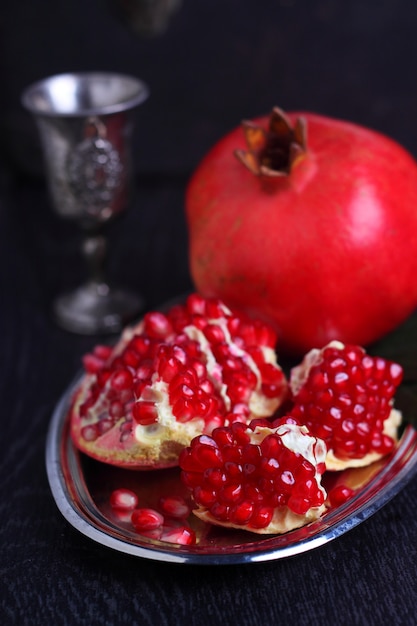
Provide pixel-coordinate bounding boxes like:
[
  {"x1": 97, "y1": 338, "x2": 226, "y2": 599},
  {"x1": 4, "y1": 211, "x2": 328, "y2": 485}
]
[{"x1": 22, "y1": 72, "x2": 149, "y2": 334}]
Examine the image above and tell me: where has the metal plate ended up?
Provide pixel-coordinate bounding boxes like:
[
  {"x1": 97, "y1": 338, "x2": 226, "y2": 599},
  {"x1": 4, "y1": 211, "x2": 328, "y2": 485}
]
[{"x1": 46, "y1": 372, "x2": 417, "y2": 565}]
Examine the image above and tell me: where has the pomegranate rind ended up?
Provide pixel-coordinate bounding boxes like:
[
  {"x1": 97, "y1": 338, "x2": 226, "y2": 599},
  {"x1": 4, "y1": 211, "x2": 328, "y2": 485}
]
[
  {"x1": 289, "y1": 341, "x2": 403, "y2": 470},
  {"x1": 70, "y1": 390, "x2": 190, "y2": 469},
  {"x1": 183, "y1": 423, "x2": 327, "y2": 535},
  {"x1": 70, "y1": 295, "x2": 288, "y2": 469},
  {"x1": 193, "y1": 503, "x2": 325, "y2": 535}
]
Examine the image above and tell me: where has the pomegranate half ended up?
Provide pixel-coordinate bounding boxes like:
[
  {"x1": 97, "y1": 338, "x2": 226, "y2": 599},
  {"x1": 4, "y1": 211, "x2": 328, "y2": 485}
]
[
  {"x1": 70, "y1": 294, "x2": 288, "y2": 469},
  {"x1": 285, "y1": 340, "x2": 403, "y2": 470},
  {"x1": 180, "y1": 421, "x2": 327, "y2": 534}
]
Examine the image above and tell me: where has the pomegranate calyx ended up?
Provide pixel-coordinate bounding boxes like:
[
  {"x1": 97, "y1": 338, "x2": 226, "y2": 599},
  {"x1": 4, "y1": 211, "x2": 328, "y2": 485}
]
[{"x1": 234, "y1": 106, "x2": 307, "y2": 177}]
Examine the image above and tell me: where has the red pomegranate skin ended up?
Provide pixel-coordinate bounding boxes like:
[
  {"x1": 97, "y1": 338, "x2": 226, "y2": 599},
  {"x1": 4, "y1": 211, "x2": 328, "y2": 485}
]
[{"x1": 186, "y1": 111, "x2": 417, "y2": 356}]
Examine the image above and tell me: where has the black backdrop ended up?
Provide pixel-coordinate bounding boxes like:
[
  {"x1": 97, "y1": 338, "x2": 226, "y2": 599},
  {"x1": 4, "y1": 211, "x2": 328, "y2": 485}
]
[
  {"x1": 2, "y1": 2, "x2": 417, "y2": 625},
  {"x1": 2, "y1": 0, "x2": 417, "y2": 179}
]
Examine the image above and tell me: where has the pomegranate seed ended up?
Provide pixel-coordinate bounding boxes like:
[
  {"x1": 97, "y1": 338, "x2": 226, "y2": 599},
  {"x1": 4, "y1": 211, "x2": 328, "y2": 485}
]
[
  {"x1": 230, "y1": 500, "x2": 254, "y2": 524},
  {"x1": 110, "y1": 488, "x2": 139, "y2": 511},
  {"x1": 172, "y1": 398, "x2": 195, "y2": 422},
  {"x1": 192, "y1": 442, "x2": 223, "y2": 468},
  {"x1": 186, "y1": 293, "x2": 207, "y2": 315},
  {"x1": 81, "y1": 424, "x2": 99, "y2": 441},
  {"x1": 109, "y1": 401, "x2": 125, "y2": 418},
  {"x1": 110, "y1": 369, "x2": 133, "y2": 391},
  {"x1": 132, "y1": 401, "x2": 158, "y2": 425},
  {"x1": 122, "y1": 348, "x2": 141, "y2": 368},
  {"x1": 231, "y1": 422, "x2": 251, "y2": 444},
  {"x1": 203, "y1": 415, "x2": 224, "y2": 433},
  {"x1": 219, "y1": 483, "x2": 243, "y2": 504},
  {"x1": 159, "y1": 496, "x2": 191, "y2": 518},
  {"x1": 228, "y1": 382, "x2": 252, "y2": 405},
  {"x1": 190, "y1": 359, "x2": 206, "y2": 380},
  {"x1": 287, "y1": 495, "x2": 311, "y2": 515},
  {"x1": 209, "y1": 502, "x2": 230, "y2": 521},
  {"x1": 180, "y1": 469, "x2": 202, "y2": 488},
  {"x1": 135, "y1": 361, "x2": 154, "y2": 381},
  {"x1": 160, "y1": 526, "x2": 196, "y2": 545},
  {"x1": 130, "y1": 335, "x2": 151, "y2": 356},
  {"x1": 170, "y1": 370, "x2": 198, "y2": 393},
  {"x1": 212, "y1": 427, "x2": 234, "y2": 447},
  {"x1": 171, "y1": 344, "x2": 188, "y2": 365},
  {"x1": 158, "y1": 355, "x2": 181, "y2": 383},
  {"x1": 203, "y1": 467, "x2": 227, "y2": 487},
  {"x1": 204, "y1": 324, "x2": 226, "y2": 344},
  {"x1": 94, "y1": 344, "x2": 113, "y2": 359},
  {"x1": 82, "y1": 353, "x2": 106, "y2": 374},
  {"x1": 144, "y1": 312, "x2": 173, "y2": 339},
  {"x1": 259, "y1": 362, "x2": 285, "y2": 385},
  {"x1": 194, "y1": 486, "x2": 217, "y2": 506},
  {"x1": 205, "y1": 299, "x2": 226, "y2": 319},
  {"x1": 96, "y1": 369, "x2": 112, "y2": 388},
  {"x1": 178, "y1": 448, "x2": 201, "y2": 473},
  {"x1": 250, "y1": 506, "x2": 274, "y2": 529},
  {"x1": 131, "y1": 508, "x2": 164, "y2": 532},
  {"x1": 199, "y1": 378, "x2": 215, "y2": 395},
  {"x1": 97, "y1": 417, "x2": 114, "y2": 434},
  {"x1": 79, "y1": 396, "x2": 96, "y2": 418},
  {"x1": 328, "y1": 484, "x2": 355, "y2": 506}
]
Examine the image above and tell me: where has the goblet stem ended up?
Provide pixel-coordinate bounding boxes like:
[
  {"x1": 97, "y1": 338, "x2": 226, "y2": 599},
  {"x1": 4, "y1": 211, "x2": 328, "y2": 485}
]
[
  {"x1": 82, "y1": 232, "x2": 109, "y2": 289},
  {"x1": 52, "y1": 229, "x2": 144, "y2": 335}
]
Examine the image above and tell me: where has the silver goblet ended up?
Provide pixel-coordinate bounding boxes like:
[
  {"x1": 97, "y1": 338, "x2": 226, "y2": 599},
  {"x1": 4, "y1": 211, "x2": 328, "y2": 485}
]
[{"x1": 22, "y1": 71, "x2": 149, "y2": 334}]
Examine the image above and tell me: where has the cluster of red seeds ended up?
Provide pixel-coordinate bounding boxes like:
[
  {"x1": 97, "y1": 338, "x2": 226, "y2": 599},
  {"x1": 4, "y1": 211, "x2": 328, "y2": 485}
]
[
  {"x1": 179, "y1": 422, "x2": 325, "y2": 529},
  {"x1": 109, "y1": 488, "x2": 196, "y2": 545},
  {"x1": 78, "y1": 294, "x2": 286, "y2": 443},
  {"x1": 289, "y1": 343, "x2": 403, "y2": 460}
]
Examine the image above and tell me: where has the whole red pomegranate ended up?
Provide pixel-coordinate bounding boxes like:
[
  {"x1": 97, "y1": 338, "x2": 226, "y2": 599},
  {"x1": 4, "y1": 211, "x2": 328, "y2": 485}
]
[{"x1": 186, "y1": 107, "x2": 417, "y2": 356}]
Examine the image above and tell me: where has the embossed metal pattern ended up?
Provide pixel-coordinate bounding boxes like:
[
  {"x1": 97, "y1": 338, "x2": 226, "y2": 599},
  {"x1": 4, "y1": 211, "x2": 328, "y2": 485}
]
[
  {"x1": 66, "y1": 120, "x2": 124, "y2": 219},
  {"x1": 22, "y1": 72, "x2": 149, "y2": 223}
]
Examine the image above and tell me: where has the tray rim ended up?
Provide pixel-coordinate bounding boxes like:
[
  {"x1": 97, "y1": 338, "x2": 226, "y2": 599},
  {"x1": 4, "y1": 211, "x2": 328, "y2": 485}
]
[{"x1": 46, "y1": 371, "x2": 417, "y2": 565}]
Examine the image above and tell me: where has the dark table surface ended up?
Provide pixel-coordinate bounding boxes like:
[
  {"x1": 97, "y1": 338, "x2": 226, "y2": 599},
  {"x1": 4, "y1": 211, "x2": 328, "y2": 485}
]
[{"x1": 2, "y1": 1, "x2": 417, "y2": 625}]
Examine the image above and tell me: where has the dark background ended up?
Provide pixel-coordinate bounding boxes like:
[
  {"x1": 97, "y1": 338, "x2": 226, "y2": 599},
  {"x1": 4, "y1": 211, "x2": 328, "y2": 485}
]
[
  {"x1": 2, "y1": 1, "x2": 417, "y2": 624},
  {"x1": 3, "y1": 0, "x2": 417, "y2": 179}
]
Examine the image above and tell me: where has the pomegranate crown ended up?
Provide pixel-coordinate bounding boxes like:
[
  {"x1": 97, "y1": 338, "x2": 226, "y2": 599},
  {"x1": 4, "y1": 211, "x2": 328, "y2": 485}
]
[{"x1": 235, "y1": 106, "x2": 307, "y2": 177}]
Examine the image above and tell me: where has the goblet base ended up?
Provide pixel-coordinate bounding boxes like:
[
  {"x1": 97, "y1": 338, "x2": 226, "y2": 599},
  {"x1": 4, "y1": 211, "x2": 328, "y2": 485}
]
[{"x1": 53, "y1": 281, "x2": 144, "y2": 334}]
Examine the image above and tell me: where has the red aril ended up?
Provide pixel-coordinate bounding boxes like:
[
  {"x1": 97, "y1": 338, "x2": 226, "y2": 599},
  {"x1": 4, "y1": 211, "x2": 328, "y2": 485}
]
[
  {"x1": 160, "y1": 526, "x2": 196, "y2": 545},
  {"x1": 109, "y1": 488, "x2": 139, "y2": 511},
  {"x1": 158, "y1": 496, "x2": 191, "y2": 519},
  {"x1": 327, "y1": 484, "x2": 355, "y2": 507},
  {"x1": 131, "y1": 508, "x2": 164, "y2": 532}
]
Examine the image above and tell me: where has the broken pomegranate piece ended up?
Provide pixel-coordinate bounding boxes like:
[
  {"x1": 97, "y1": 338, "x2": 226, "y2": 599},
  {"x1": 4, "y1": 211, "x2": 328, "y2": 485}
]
[
  {"x1": 70, "y1": 294, "x2": 288, "y2": 469},
  {"x1": 179, "y1": 421, "x2": 327, "y2": 534},
  {"x1": 286, "y1": 341, "x2": 403, "y2": 470}
]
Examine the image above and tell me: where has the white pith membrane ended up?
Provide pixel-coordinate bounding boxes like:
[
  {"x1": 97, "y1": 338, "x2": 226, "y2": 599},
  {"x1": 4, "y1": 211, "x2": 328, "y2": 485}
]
[
  {"x1": 191, "y1": 423, "x2": 328, "y2": 534},
  {"x1": 133, "y1": 317, "x2": 284, "y2": 450},
  {"x1": 289, "y1": 340, "x2": 403, "y2": 471},
  {"x1": 70, "y1": 302, "x2": 288, "y2": 468}
]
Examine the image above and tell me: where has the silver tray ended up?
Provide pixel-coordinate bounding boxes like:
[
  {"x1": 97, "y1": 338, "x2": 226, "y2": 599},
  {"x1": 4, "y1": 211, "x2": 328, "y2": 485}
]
[{"x1": 46, "y1": 373, "x2": 417, "y2": 565}]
